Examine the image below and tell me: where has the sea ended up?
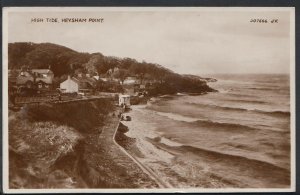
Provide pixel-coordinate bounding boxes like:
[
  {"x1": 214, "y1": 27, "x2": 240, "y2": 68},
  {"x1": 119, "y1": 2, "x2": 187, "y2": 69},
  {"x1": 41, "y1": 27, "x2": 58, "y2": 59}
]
[{"x1": 123, "y1": 74, "x2": 291, "y2": 188}]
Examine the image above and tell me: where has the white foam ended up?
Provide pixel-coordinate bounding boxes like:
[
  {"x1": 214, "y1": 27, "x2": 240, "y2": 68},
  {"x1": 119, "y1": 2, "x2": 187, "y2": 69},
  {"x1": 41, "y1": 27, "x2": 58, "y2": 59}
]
[
  {"x1": 160, "y1": 137, "x2": 182, "y2": 147},
  {"x1": 155, "y1": 111, "x2": 199, "y2": 122}
]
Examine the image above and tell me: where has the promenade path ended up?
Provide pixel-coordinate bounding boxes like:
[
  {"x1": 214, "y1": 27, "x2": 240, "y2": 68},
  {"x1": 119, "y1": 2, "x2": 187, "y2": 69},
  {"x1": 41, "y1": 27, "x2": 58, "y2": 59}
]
[{"x1": 83, "y1": 112, "x2": 159, "y2": 188}]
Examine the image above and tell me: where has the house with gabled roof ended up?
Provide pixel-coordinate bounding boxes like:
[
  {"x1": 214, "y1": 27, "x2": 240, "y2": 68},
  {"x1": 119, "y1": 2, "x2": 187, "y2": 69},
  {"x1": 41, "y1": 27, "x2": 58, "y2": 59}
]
[
  {"x1": 16, "y1": 68, "x2": 54, "y2": 89},
  {"x1": 60, "y1": 75, "x2": 96, "y2": 94}
]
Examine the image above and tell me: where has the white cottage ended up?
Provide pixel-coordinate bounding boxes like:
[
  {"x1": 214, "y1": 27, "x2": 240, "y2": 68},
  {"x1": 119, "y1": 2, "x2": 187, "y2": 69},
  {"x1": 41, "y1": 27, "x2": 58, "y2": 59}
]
[
  {"x1": 119, "y1": 94, "x2": 130, "y2": 108},
  {"x1": 123, "y1": 76, "x2": 138, "y2": 85},
  {"x1": 60, "y1": 76, "x2": 79, "y2": 93}
]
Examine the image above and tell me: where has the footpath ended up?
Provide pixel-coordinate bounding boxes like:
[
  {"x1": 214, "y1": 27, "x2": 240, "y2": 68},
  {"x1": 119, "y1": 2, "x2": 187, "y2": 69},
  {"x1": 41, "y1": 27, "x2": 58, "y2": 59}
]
[{"x1": 83, "y1": 112, "x2": 159, "y2": 188}]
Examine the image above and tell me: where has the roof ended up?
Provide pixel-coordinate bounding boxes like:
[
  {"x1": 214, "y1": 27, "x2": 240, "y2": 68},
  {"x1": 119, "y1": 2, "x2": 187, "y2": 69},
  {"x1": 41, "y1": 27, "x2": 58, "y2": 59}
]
[
  {"x1": 63, "y1": 76, "x2": 96, "y2": 89},
  {"x1": 119, "y1": 94, "x2": 130, "y2": 98},
  {"x1": 31, "y1": 69, "x2": 54, "y2": 74},
  {"x1": 73, "y1": 77, "x2": 96, "y2": 85}
]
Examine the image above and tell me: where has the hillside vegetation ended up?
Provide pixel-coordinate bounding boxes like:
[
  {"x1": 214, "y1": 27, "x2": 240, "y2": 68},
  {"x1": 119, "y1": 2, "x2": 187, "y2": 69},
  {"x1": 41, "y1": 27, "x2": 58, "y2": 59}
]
[
  {"x1": 9, "y1": 42, "x2": 215, "y2": 94},
  {"x1": 9, "y1": 99, "x2": 113, "y2": 188},
  {"x1": 9, "y1": 99, "x2": 156, "y2": 188}
]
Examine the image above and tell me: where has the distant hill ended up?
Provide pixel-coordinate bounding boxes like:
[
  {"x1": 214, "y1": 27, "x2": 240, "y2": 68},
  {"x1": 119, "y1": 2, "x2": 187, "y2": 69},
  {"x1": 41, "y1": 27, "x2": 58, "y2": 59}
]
[
  {"x1": 9, "y1": 42, "x2": 90, "y2": 76},
  {"x1": 8, "y1": 42, "x2": 215, "y2": 94}
]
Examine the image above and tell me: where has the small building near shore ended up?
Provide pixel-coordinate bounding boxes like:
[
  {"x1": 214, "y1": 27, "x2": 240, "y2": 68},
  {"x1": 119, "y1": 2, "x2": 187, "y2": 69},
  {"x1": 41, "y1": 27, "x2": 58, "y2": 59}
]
[
  {"x1": 60, "y1": 76, "x2": 78, "y2": 93},
  {"x1": 123, "y1": 76, "x2": 138, "y2": 85},
  {"x1": 119, "y1": 94, "x2": 130, "y2": 108},
  {"x1": 60, "y1": 75, "x2": 96, "y2": 94}
]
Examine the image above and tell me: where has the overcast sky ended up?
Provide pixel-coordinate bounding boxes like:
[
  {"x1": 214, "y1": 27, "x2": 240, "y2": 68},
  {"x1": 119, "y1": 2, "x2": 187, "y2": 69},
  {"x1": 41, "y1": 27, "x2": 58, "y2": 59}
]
[{"x1": 6, "y1": 8, "x2": 293, "y2": 74}]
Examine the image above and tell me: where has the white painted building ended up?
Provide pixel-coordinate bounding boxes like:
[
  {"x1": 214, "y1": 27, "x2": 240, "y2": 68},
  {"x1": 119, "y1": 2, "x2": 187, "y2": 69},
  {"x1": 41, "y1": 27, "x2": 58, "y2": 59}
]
[
  {"x1": 60, "y1": 76, "x2": 79, "y2": 93},
  {"x1": 93, "y1": 75, "x2": 100, "y2": 80},
  {"x1": 123, "y1": 76, "x2": 138, "y2": 85},
  {"x1": 119, "y1": 94, "x2": 130, "y2": 107}
]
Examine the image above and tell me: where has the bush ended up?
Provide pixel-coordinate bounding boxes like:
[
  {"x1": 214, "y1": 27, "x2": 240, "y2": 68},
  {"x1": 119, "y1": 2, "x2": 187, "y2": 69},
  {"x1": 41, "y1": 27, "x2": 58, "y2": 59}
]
[
  {"x1": 96, "y1": 80, "x2": 124, "y2": 93},
  {"x1": 22, "y1": 99, "x2": 113, "y2": 133}
]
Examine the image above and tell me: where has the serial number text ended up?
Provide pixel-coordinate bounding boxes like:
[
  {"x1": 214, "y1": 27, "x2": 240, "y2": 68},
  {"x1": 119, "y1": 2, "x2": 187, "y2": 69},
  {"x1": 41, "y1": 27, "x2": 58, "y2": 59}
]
[{"x1": 250, "y1": 19, "x2": 278, "y2": 23}]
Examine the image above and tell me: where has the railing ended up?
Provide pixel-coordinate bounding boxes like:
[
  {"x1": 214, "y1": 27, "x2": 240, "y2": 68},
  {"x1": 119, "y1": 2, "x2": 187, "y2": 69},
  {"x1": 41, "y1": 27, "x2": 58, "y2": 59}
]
[
  {"x1": 13, "y1": 95, "x2": 116, "y2": 106},
  {"x1": 15, "y1": 96, "x2": 57, "y2": 104}
]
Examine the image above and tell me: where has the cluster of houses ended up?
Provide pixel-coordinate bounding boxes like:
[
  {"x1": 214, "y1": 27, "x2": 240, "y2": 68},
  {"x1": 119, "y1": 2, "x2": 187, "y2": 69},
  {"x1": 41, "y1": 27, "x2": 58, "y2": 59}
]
[
  {"x1": 8, "y1": 68, "x2": 97, "y2": 95},
  {"x1": 8, "y1": 67, "x2": 154, "y2": 96},
  {"x1": 8, "y1": 67, "x2": 169, "y2": 110},
  {"x1": 9, "y1": 68, "x2": 54, "y2": 89}
]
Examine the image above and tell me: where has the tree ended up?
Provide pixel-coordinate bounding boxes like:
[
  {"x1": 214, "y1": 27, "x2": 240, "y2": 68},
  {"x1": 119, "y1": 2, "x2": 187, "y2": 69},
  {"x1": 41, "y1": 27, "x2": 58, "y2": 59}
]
[
  {"x1": 113, "y1": 69, "x2": 129, "y2": 84},
  {"x1": 120, "y1": 58, "x2": 137, "y2": 70},
  {"x1": 82, "y1": 54, "x2": 100, "y2": 75},
  {"x1": 96, "y1": 56, "x2": 117, "y2": 75},
  {"x1": 129, "y1": 63, "x2": 147, "y2": 84},
  {"x1": 153, "y1": 67, "x2": 168, "y2": 84}
]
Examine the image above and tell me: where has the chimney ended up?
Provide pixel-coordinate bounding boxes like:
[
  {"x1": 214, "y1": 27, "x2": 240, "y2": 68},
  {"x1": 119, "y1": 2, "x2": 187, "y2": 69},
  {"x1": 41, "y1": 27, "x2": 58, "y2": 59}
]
[{"x1": 68, "y1": 75, "x2": 71, "y2": 80}]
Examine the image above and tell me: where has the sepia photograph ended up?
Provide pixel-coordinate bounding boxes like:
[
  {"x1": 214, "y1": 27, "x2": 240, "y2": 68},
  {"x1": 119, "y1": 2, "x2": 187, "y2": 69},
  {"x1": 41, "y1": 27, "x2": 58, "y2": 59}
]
[{"x1": 2, "y1": 7, "x2": 295, "y2": 193}]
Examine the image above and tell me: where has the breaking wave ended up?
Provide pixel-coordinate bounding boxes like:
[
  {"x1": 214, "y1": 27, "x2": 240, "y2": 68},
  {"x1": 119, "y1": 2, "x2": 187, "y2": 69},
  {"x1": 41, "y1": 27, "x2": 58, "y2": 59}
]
[
  {"x1": 150, "y1": 135, "x2": 290, "y2": 184},
  {"x1": 177, "y1": 144, "x2": 290, "y2": 174},
  {"x1": 185, "y1": 102, "x2": 290, "y2": 117},
  {"x1": 225, "y1": 99, "x2": 267, "y2": 104},
  {"x1": 255, "y1": 110, "x2": 290, "y2": 117},
  {"x1": 190, "y1": 119, "x2": 257, "y2": 132},
  {"x1": 246, "y1": 87, "x2": 280, "y2": 91}
]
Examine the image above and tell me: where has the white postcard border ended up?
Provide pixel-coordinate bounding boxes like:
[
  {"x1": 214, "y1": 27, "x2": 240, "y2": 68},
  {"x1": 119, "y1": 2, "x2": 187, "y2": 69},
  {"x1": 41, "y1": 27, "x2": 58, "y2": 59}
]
[{"x1": 2, "y1": 6, "x2": 296, "y2": 193}]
